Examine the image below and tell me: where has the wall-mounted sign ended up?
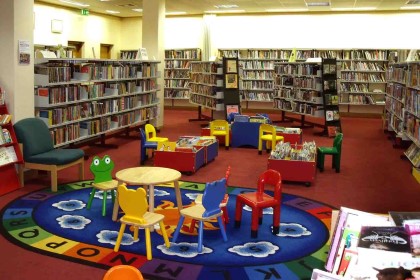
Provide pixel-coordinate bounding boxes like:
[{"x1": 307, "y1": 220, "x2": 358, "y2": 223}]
[{"x1": 81, "y1": 9, "x2": 89, "y2": 16}]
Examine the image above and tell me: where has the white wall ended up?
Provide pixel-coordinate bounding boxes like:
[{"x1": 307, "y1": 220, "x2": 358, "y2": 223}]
[
  {"x1": 34, "y1": 4, "x2": 122, "y2": 58},
  {"x1": 165, "y1": 16, "x2": 204, "y2": 49},
  {"x1": 212, "y1": 12, "x2": 420, "y2": 49}
]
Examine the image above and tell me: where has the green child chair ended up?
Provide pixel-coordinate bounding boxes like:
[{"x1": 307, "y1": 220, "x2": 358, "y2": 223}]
[
  {"x1": 317, "y1": 133, "x2": 343, "y2": 173},
  {"x1": 87, "y1": 155, "x2": 118, "y2": 216}
]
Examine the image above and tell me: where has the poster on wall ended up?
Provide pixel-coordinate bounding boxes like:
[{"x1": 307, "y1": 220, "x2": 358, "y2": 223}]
[{"x1": 18, "y1": 40, "x2": 31, "y2": 65}]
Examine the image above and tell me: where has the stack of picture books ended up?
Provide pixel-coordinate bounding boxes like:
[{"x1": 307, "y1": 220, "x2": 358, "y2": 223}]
[{"x1": 315, "y1": 207, "x2": 420, "y2": 279}]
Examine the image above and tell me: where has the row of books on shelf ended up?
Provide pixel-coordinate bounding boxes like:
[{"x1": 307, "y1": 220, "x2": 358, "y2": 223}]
[
  {"x1": 321, "y1": 207, "x2": 420, "y2": 280},
  {"x1": 269, "y1": 141, "x2": 316, "y2": 161},
  {"x1": 0, "y1": 128, "x2": 12, "y2": 145},
  {"x1": 0, "y1": 146, "x2": 17, "y2": 167},
  {"x1": 404, "y1": 143, "x2": 420, "y2": 167}
]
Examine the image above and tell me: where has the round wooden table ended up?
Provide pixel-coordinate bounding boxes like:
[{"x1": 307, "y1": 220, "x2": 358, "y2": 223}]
[{"x1": 112, "y1": 166, "x2": 182, "y2": 221}]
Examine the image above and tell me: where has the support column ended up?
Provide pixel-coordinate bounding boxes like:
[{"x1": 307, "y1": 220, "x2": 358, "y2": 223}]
[
  {"x1": 0, "y1": 0, "x2": 34, "y2": 122},
  {"x1": 142, "y1": 0, "x2": 165, "y2": 128}
]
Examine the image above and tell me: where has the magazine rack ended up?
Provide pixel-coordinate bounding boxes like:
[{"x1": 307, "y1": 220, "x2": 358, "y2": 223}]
[{"x1": 0, "y1": 104, "x2": 24, "y2": 195}]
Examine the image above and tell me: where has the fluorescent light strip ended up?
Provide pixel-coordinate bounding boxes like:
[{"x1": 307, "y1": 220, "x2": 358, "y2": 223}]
[
  {"x1": 400, "y1": 5, "x2": 420, "y2": 9},
  {"x1": 132, "y1": 9, "x2": 143, "y2": 12},
  {"x1": 204, "y1": 10, "x2": 245, "y2": 13},
  {"x1": 165, "y1": 11, "x2": 187, "y2": 15},
  {"x1": 106, "y1": 10, "x2": 120, "y2": 14},
  {"x1": 59, "y1": 0, "x2": 89, "y2": 7},
  {"x1": 214, "y1": 5, "x2": 239, "y2": 9},
  {"x1": 306, "y1": 2, "x2": 330, "y2": 7},
  {"x1": 266, "y1": 8, "x2": 309, "y2": 12}
]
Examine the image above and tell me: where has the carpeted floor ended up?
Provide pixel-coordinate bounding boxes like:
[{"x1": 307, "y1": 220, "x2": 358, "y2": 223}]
[{"x1": 1, "y1": 180, "x2": 333, "y2": 280}]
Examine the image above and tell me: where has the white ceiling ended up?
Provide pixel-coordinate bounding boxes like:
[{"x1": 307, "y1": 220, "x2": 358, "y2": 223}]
[{"x1": 36, "y1": 0, "x2": 420, "y2": 18}]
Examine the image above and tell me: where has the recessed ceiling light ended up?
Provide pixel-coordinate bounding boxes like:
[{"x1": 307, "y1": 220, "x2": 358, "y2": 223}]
[
  {"x1": 400, "y1": 5, "x2": 420, "y2": 9},
  {"x1": 266, "y1": 8, "x2": 309, "y2": 12},
  {"x1": 59, "y1": 0, "x2": 89, "y2": 7},
  {"x1": 165, "y1": 11, "x2": 187, "y2": 15},
  {"x1": 214, "y1": 5, "x2": 239, "y2": 9},
  {"x1": 306, "y1": 2, "x2": 330, "y2": 7},
  {"x1": 132, "y1": 8, "x2": 143, "y2": 12},
  {"x1": 204, "y1": 10, "x2": 245, "y2": 14},
  {"x1": 106, "y1": 10, "x2": 120, "y2": 14}
]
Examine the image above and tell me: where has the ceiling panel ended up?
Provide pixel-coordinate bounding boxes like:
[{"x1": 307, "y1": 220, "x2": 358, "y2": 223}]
[{"x1": 35, "y1": 0, "x2": 417, "y2": 17}]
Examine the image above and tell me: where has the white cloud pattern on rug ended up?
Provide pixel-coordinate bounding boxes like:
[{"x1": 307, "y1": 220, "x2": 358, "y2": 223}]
[
  {"x1": 56, "y1": 215, "x2": 91, "y2": 229},
  {"x1": 228, "y1": 241, "x2": 279, "y2": 258},
  {"x1": 158, "y1": 242, "x2": 212, "y2": 258},
  {"x1": 52, "y1": 200, "x2": 86, "y2": 211}
]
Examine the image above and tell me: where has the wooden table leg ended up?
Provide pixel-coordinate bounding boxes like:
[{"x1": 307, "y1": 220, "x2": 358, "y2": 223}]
[
  {"x1": 174, "y1": 180, "x2": 183, "y2": 212},
  {"x1": 148, "y1": 184, "x2": 154, "y2": 213},
  {"x1": 112, "y1": 181, "x2": 122, "y2": 221}
]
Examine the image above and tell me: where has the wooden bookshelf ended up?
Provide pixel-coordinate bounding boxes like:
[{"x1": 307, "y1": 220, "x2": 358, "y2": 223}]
[
  {"x1": 273, "y1": 61, "x2": 325, "y2": 128},
  {"x1": 0, "y1": 104, "x2": 24, "y2": 195},
  {"x1": 338, "y1": 50, "x2": 389, "y2": 112},
  {"x1": 188, "y1": 61, "x2": 225, "y2": 121},
  {"x1": 33, "y1": 58, "x2": 160, "y2": 148},
  {"x1": 164, "y1": 48, "x2": 201, "y2": 106}
]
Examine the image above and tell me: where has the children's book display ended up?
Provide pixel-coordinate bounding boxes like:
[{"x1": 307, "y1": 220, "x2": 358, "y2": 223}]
[
  {"x1": 320, "y1": 207, "x2": 420, "y2": 279},
  {"x1": 154, "y1": 136, "x2": 218, "y2": 174},
  {"x1": 0, "y1": 104, "x2": 24, "y2": 195},
  {"x1": 267, "y1": 141, "x2": 316, "y2": 186}
]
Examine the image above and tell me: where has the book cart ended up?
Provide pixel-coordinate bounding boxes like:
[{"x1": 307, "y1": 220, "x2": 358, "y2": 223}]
[
  {"x1": 154, "y1": 136, "x2": 218, "y2": 175},
  {"x1": 267, "y1": 141, "x2": 317, "y2": 187},
  {"x1": 0, "y1": 104, "x2": 24, "y2": 195}
]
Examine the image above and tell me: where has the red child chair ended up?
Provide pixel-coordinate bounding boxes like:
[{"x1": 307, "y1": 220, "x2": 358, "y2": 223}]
[{"x1": 234, "y1": 169, "x2": 282, "y2": 238}]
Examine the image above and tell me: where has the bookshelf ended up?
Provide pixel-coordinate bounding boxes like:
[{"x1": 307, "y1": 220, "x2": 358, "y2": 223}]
[
  {"x1": 322, "y1": 58, "x2": 342, "y2": 136},
  {"x1": 338, "y1": 50, "x2": 388, "y2": 112},
  {"x1": 164, "y1": 48, "x2": 201, "y2": 106},
  {"x1": 273, "y1": 61, "x2": 325, "y2": 128},
  {"x1": 218, "y1": 49, "x2": 291, "y2": 109},
  {"x1": 386, "y1": 61, "x2": 420, "y2": 166},
  {"x1": 33, "y1": 58, "x2": 160, "y2": 148},
  {"x1": 188, "y1": 61, "x2": 225, "y2": 121},
  {"x1": 119, "y1": 50, "x2": 139, "y2": 59},
  {"x1": 0, "y1": 104, "x2": 24, "y2": 195},
  {"x1": 34, "y1": 44, "x2": 76, "y2": 59},
  {"x1": 384, "y1": 62, "x2": 408, "y2": 145}
]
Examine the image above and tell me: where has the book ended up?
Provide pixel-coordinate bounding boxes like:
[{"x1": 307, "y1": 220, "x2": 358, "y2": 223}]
[
  {"x1": 311, "y1": 269, "x2": 343, "y2": 280},
  {"x1": 389, "y1": 211, "x2": 420, "y2": 226},
  {"x1": 325, "y1": 207, "x2": 390, "y2": 273},
  {"x1": 358, "y1": 226, "x2": 411, "y2": 253}
]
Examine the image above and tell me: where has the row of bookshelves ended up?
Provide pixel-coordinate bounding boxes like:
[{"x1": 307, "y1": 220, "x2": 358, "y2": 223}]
[{"x1": 34, "y1": 58, "x2": 161, "y2": 147}]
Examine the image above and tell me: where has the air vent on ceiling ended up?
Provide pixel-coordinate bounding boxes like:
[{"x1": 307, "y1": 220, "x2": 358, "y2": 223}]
[
  {"x1": 117, "y1": 3, "x2": 135, "y2": 7},
  {"x1": 306, "y1": 2, "x2": 330, "y2": 7},
  {"x1": 406, "y1": 0, "x2": 420, "y2": 4}
]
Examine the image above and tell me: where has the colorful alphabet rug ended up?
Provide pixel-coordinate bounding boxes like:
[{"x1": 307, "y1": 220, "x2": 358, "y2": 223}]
[{"x1": 0, "y1": 181, "x2": 333, "y2": 279}]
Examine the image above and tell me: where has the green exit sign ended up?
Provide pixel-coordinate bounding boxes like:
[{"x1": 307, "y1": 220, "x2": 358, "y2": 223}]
[{"x1": 81, "y1": 9, "x2": 89, "y2": 16}]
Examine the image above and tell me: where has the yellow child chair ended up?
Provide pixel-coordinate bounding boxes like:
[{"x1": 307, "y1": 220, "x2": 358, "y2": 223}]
[
  {"x1": 258, "y1": 124, "x2": 284, "y2": 155},
  {"x1": 210, "y1": 120, "x2": 230, "y2": 150},
  {"x1": 113, "y1": 183, "x2": 170, "y2": 260},
  {"x1": 144, "y1": 124, "x2": 169, "y2": 143}
]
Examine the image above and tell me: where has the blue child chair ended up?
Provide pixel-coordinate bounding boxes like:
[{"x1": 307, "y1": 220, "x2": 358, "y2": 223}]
[
  {"x1": 139, "y1": 128, "x2": 158, "y2": 165},
  {"x1": 172, "y1": 177, "x2": 228, "y2": 252}
]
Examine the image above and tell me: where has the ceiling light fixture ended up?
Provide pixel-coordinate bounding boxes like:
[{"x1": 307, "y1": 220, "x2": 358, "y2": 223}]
[
  {"x1": 59, "y1": 0, "x2": 90, "y2": 7},
  {"x1": 106, "y1": 10, "x2": 120, "y2": 14},
  {"x1": 306, "y1": 2, "x2": 330, "y2": 7},
  {"x1": 214, "y1": 5, "x2": 239, "y2": 9},
  {"x1": 132, "y1": 8, "x2": 143, "y2": 12}
]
